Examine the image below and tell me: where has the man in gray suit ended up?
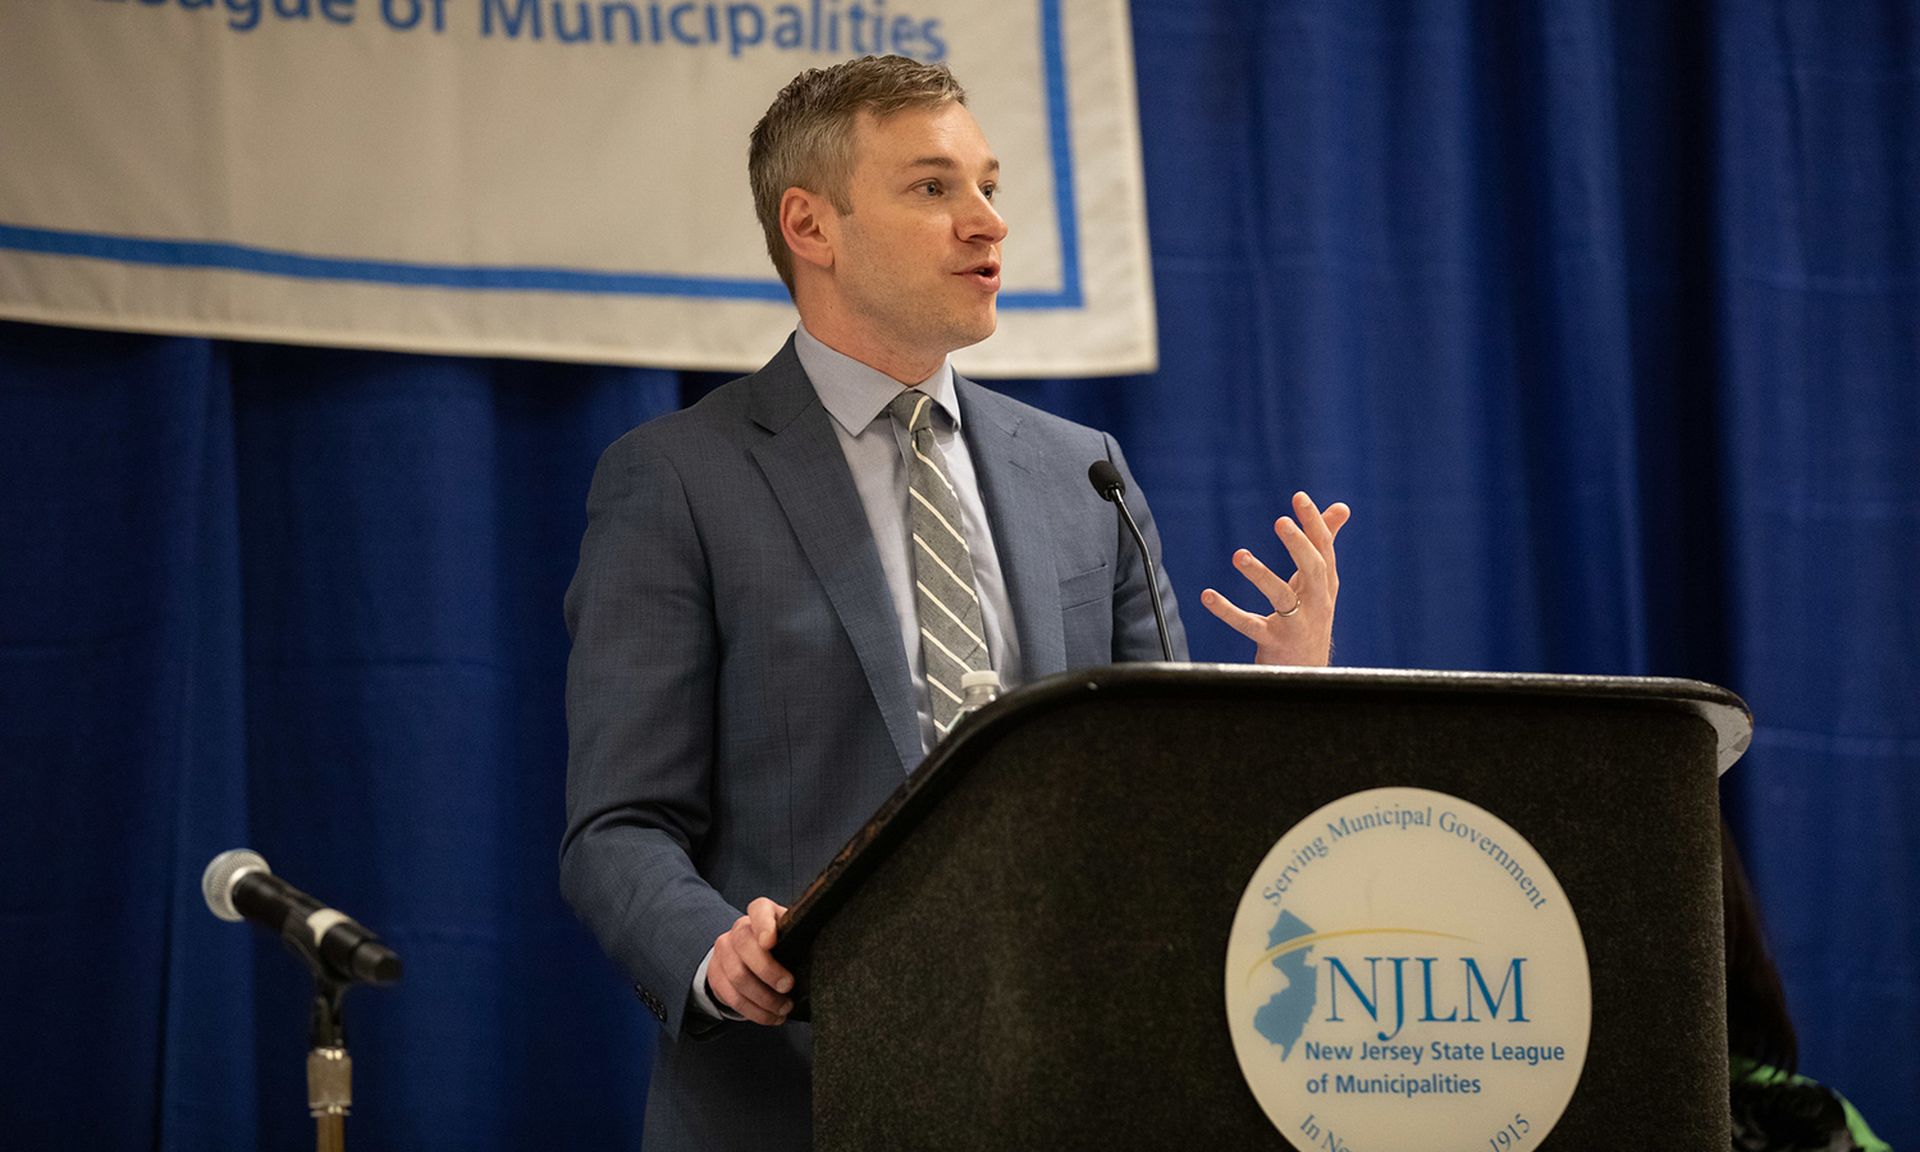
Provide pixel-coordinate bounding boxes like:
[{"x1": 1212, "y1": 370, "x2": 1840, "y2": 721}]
[{"x1": 561, "y1": 56, "x2": 1348, "y2": 1150}]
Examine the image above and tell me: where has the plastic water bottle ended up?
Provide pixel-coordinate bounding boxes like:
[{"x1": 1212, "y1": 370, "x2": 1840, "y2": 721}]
[{"x1": 955, "y1": 669, "x2": 1001, "y2": 722}]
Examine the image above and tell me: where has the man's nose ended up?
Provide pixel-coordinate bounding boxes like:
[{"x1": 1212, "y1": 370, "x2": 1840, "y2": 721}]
[{"x1": 958, "y1": 190, "x2": 1009, "y2": 245}]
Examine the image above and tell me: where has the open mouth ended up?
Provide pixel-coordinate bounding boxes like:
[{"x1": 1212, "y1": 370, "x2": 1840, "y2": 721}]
[{"x1": 960, "y1": 260, "x2": 1001, "y2": 286}]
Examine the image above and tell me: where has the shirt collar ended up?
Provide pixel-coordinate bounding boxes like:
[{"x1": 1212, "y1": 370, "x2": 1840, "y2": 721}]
[{"x1": 794, "y1": 322, "x2": 961, "y2": 438}]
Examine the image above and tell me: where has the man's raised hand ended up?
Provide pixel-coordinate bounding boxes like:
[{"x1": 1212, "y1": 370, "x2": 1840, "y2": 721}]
[{"x1": 1200, "y1": 491, "x2": 1350, "y2": 667}]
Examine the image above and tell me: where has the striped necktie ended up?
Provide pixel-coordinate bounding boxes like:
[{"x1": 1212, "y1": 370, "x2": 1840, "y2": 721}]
[{"x1": 889, "y1": 389, "x2": 993, "y2": 735}]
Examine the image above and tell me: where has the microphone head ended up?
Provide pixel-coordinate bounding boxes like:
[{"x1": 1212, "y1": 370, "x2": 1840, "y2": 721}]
[
  {"x1": 203, "y1": 849, "x2": 271, "y2": 922},
  {"x1": 1087, "y1": 460, "x2": 1125, "y2": 501}
]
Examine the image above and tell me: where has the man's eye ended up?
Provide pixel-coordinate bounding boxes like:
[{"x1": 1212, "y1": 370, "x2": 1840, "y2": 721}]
[
  {"x1": 981, "y1": 184, "x2": 998, "y2": 201},
  {"x1": 918, "y1": 181, "x2": 943, "y2": 196}
]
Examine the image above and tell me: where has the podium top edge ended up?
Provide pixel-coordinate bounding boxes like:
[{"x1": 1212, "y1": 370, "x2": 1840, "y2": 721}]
[
  {"x1": 771, "y1": 663, "x2": 1751, "y2": 977},
  {"x1": 768, "y1": 660, "x2": 1758, "y2": 975},
  {"x1": 1024, "y1": 664, "x2": 1754, "y2": 775}
]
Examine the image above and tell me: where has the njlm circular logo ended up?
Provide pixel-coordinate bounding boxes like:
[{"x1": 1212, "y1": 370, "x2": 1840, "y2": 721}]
[{"x1": 1225, "y1": 787, "x2": 1591, "y2": 1152}]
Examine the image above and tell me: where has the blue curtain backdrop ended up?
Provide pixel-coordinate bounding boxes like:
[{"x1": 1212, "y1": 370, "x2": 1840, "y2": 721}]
[{"x1": 2, "y1": 0, "x2": 1914, "y2": 1146}]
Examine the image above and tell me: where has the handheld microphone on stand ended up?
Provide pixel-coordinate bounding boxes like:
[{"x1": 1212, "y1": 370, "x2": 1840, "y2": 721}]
[
  {"x1": 204, "y1": 849, "x2": 402, "y2": 1152},
  {"x1": 204, "y1": 849, "x2": 402, "y2": 985},
  {"x1": 1088, "y1": 459, "x2": 1176, "y2": 662}
]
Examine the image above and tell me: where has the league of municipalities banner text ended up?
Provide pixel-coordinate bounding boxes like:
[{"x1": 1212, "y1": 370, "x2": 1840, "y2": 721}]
[{"x1": 0, "y1": 0, "x2": 1155, "y2": 375}]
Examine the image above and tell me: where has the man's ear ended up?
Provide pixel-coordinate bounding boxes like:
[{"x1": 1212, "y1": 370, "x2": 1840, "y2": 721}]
[{"x1": 780, "y1": 187, "x2": 836, "y2": 273}]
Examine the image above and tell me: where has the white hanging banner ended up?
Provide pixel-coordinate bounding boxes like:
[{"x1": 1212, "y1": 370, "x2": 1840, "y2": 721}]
[{"x1": 0, "y1": 0, "x2": 1154, "y2": 377}]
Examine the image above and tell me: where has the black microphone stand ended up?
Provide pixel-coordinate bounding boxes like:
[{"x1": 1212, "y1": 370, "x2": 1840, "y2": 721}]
[
  {"x1": 307, "y1": 974, "x2": 352, "y2": 1152},
  {"x1": 282, "y1": 931, "x2": 356, "y2": 1152}
]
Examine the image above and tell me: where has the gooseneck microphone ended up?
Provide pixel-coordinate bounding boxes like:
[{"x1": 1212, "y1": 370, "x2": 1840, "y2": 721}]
[
  {"x1": 203, "y1": 849, "x2": 403, "y2": 986},
  {"x1": 1088, "y1": 460, "x2": 1175, "y2": 661}
]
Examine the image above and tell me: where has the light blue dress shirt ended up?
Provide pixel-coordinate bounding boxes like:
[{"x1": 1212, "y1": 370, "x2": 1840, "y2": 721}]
[{"x1": 792, "y1": 321, "x2": 1025, "y2": 753}]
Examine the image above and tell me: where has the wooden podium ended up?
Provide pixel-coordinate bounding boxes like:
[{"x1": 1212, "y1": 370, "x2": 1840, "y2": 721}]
[{"x1": 775, "y1": 665, "x2": 1751, "y2": 1150}]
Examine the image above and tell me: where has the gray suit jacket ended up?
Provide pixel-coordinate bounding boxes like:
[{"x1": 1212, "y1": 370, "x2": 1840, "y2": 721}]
[{"x1": 561, "y1": 339, "x2": 1187, "y2": 1151}]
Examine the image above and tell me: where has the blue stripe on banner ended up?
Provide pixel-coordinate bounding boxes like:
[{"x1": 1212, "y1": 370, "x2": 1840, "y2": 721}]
[
  {"x1": 0, "y1": 3, "x2": 1086, "y2": 310},
  {"x1": 1035, "y1": 0, "x2": 1084, "y2": 309},
  {"x1": 0, "y1": 223, "x2": 794, "y2": 300}
]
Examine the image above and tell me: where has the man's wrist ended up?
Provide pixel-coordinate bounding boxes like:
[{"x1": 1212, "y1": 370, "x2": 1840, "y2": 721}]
[{"x1": 690, "y1": 946, "x2": 746, "y2": 1022}]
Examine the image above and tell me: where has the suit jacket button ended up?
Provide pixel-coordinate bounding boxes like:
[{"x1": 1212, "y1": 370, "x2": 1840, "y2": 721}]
[{"x1": 634, "y1": 984, "x2": 666, "y2": 1021}]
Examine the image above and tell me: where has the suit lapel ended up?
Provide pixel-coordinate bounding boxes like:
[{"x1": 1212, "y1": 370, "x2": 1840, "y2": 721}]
[
  {"x1": 959, "y1": 378, "x2": 1068, "y2": 680},
  {"x1": 748, "y1": 342, "x2": 923, "y2": 775}
]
